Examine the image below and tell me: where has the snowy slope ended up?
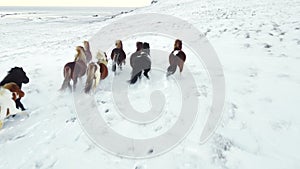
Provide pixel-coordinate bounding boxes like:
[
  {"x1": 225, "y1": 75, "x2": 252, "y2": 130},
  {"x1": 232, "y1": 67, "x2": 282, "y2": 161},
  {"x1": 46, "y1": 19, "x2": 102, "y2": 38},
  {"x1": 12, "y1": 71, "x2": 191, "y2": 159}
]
[{"x1": 0, "y1": 0, "x2": 300, "y2": 169}]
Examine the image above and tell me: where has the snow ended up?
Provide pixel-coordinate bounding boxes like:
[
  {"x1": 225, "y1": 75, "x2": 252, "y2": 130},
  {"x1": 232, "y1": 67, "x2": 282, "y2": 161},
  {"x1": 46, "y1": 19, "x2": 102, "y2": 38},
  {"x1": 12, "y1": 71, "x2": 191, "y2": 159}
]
[{"x1": 0, "y1": 0, "x2": 300, "y2": 168}]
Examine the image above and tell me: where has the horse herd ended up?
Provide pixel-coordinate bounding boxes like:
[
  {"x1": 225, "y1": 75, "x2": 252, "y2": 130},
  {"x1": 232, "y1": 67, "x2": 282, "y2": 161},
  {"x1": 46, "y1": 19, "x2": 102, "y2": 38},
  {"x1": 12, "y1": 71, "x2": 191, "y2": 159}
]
[{"x1": 0, "y1": 39, "x2": 186, "y2": 129}]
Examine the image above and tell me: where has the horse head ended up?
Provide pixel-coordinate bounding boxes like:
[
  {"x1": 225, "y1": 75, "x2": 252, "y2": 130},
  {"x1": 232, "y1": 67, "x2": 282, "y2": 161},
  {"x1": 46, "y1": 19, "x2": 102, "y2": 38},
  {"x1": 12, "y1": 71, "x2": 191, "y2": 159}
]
[
  {"x1": 8, "y1": 67, "x2": 29, "y2": 85},
  {"x1": 83, "y1": 41, "x2": 90, "y2": 49},
  {"x1": 115, "y1": 40, "x2": 123, "y2": 49},
  {"x1": 174, "y1": 39, "x2": 182, "y2": 50}
]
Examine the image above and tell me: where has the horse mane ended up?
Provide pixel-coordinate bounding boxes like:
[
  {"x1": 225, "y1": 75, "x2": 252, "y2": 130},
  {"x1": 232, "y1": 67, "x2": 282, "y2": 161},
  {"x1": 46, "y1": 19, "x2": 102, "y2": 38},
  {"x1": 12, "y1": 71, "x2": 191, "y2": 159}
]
[
  {"x1": 74, "y1": 46, "x2": 87, "y2": 63},
  {"x1": 174, "y1": 39, "x2": 182, "y2": 50},
  {"x1": 136, "y1": 42, "x2": 143, "y2": 52},
  {"x1": 7, "y1": 67, "x2": 23, "y2": 75},
  {"x1": 115, "y1": 40, "x2": 123, "y2": 49},
  {"x1": 96, "y1": 50, "x2": 108, "y2": 65},
  {"x1": 83, "y1": 41, "x2": 90, "y2": 49}
]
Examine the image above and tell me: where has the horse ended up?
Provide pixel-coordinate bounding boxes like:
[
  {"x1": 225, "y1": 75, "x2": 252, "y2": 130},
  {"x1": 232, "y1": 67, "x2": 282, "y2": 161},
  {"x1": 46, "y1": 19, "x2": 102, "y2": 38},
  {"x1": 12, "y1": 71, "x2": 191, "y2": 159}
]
[
  {"x1": 60, "y1": 46, "x2": 87, "y2": 91},
  {"x1": 167, "y1": 39, "x2": 186, "y2": 76},
  {"x1": 111, "y1": 40, "x2": 126, "y2": 74},
  {"x1": 0, "y1": 67, "x2": 29, "y2": 110},
  {"x1": 2, "y1": 82, "x2": 25, "y2": 101},
  {"x1": 84, "y1": 50, "x2": 109, "y2": 94},
  {"x1": 129, "y1": 42, "x2": 151, "y2": 84},
  {"x1": 0, "y1": 87, "x2": 23, "y2": 129},
  {"x1": 83, "y1": 41, "x2": 92, "y2": 63}
]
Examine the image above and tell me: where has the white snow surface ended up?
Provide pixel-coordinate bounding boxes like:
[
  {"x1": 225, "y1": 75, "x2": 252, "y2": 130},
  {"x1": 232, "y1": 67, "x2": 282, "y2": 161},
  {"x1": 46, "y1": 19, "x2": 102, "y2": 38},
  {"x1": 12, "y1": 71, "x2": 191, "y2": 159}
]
[{"x1": 0, "y1": 0, "x2": 300, "y2": 169}]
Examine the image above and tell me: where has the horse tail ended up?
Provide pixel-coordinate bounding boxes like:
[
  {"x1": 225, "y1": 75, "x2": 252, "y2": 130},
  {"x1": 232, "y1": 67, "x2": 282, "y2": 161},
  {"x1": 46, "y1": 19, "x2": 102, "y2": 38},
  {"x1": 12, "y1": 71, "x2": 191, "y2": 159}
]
[
  {"x1": 85, "y1": 63, "x2": 97, "y2": 94},
  {"x1": 99, "y1": 63, "x2": 108, "y2": 80},
  {"x1": 60, "y1": 66, "x2": 72, "y2": 91}
]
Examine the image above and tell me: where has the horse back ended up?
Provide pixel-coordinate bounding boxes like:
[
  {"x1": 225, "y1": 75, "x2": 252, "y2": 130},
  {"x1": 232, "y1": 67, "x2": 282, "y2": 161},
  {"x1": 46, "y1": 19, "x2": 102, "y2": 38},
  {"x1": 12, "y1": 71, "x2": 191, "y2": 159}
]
[{"x1": 64, "y1": 61, "x2": 87, "y2": 79}]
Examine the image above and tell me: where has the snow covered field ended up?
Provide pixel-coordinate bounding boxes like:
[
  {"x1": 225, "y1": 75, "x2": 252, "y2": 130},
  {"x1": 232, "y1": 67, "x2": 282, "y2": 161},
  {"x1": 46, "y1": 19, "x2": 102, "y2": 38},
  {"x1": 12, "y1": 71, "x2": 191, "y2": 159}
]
[{"x1": 0, "y1": 0, "x2": 300, "y2": 168}]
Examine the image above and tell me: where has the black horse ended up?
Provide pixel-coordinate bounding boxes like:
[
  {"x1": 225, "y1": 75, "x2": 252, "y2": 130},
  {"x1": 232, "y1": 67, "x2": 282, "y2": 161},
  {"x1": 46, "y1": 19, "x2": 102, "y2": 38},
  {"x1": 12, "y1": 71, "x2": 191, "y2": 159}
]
[
  {"x1": 129, "y1": 42, "x2": 151, "y2": 84},
  {"x1": 0, "y1": 67, "x2": 29, "y2": 110}
]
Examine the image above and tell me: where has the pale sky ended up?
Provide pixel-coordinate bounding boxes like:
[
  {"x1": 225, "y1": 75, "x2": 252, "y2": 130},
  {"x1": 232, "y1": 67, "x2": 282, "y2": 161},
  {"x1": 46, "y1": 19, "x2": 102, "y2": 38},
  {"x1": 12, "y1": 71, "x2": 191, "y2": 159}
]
[{"x1": 0, "y1": 0, "x2": 151, "y2": 7}]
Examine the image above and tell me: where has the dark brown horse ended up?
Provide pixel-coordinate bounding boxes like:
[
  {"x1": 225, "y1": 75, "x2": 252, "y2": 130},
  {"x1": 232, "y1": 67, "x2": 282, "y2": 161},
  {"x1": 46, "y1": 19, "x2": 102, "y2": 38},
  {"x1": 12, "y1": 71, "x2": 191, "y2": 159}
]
[
  {"x1": 60, "y1": 46, "x2": 87, "y2": 91},
  {"x1": 111, "y1": 40, "x2": 126, "y2": 73},
  {"x1": 167, "y1": 39, "x2": 186, "y2": 76},
  {"x1": 129, "y1": 42, "x2": 151, "y2": 84}
]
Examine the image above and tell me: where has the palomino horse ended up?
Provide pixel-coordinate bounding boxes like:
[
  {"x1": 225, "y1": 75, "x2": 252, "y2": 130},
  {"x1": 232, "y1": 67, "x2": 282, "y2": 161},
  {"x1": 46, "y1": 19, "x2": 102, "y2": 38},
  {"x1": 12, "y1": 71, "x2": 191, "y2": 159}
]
[
  {"x1": 83, "y1": 41, "x2": 92, "y2": 63},
  {"x1": 60, "y1": 46, "x2": 87, "y2": 91},
  {"x1": 0, "y1": 86, "x2": 23, "y2": 129},
  {"x1": 111, "y1": 40, "x2": 126, "y2": 74},
  {"x1": 84, "y1": 50, "x2": 109, "y2": 93},
  {"x1": 167, "y1": 39, "x2": 186, "y2": 76},
  {"x1": 0, "y1": 67, "x2": 29, "y2": 110}
]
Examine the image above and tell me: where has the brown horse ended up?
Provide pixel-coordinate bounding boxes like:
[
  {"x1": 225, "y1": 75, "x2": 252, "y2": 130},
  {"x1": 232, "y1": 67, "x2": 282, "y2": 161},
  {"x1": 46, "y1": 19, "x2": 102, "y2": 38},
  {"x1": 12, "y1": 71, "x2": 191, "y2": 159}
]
[
  {"x1": 111, "y1": 40, "x2": 126, "y2": 73},
  {"x1": 167, "y1": 39, "x2": 186, "y2": 76},
  {"x1": 60, "y1": 46, "x2": 87, "y2": 91},
  {"x1": 84, "y1": 51, "x2": 108, "y2": 93},
  {"x1": 83, "y1": 41, "x2": 92, "y2": 63}
]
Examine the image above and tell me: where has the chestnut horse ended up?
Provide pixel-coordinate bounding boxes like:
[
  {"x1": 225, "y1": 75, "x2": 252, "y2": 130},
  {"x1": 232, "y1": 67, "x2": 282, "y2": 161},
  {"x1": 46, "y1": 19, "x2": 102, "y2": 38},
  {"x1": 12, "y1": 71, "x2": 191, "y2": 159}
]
[
  {"x1": 0, "y1": 67, "x2": 29, "y2": 110},
  {"x1": 167, "y1": 39, "x2": 186, "y2": 76},
  {"x1": 60, "y1": 46, "x2": 87, "y2": 91},
  {"x1": 84, "y1": 51, "x2": 108, "y2": 93}
]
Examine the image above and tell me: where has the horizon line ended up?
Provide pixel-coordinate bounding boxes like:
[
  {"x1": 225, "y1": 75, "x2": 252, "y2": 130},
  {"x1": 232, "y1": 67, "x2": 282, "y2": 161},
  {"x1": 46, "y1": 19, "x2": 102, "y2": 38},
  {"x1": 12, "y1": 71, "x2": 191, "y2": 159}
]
[{"x1": 0, "y1": 5, "x2": 141, "y2": 8}]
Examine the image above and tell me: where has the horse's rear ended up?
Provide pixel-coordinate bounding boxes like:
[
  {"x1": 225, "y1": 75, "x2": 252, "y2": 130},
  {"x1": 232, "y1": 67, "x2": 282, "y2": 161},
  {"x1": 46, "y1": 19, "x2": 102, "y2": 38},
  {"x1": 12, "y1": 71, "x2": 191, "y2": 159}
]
[
  {"x1": 168, "y1": 50, "x2": 186, "y2": 75},
  {"x1": 84, "y1": 63, "x2": 100, "y2": 94},
  {"x1": 60, "y1": 61, "x2": 87, "y2": 91}
]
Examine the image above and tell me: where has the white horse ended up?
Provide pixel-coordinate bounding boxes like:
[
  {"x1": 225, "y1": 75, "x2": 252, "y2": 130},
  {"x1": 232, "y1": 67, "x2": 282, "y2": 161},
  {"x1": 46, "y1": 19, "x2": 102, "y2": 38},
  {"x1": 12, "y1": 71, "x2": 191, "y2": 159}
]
[{"x1": 0, "y1": 87, "x2": 23, "y2": 129}]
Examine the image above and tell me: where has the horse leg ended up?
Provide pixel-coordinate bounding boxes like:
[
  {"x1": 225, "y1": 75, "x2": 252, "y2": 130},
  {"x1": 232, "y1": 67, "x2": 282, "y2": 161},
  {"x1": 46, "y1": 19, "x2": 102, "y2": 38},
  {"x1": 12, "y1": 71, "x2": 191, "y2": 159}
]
[
  {"x1": 143, "y1": 68, "x2": 151, "y2": 79},
  {"x1": 178, "y1": 61, "x2": 184, "y2": 73},
  {"x1": 130, "y1": 71, "x2": 142, "y2": 84},
  {"x1": 167, "y1": 64, "x2": 177, "y2": 76},
  {"x1": 15, "y1": 98, "x2": 26, "y2": 111},
  {"x1": 73, "y1": 78, "x2": 78, "y2": 91},
  {"x1": 60, "y1": 66, "x2": 72, "y2": 91}
]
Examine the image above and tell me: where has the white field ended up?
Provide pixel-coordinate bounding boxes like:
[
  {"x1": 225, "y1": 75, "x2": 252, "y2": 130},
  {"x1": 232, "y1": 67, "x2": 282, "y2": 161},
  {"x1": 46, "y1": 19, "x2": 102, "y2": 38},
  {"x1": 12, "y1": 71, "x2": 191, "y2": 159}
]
[{"x1": 0, "y1": 0, "x2": 300, "y2": 169}]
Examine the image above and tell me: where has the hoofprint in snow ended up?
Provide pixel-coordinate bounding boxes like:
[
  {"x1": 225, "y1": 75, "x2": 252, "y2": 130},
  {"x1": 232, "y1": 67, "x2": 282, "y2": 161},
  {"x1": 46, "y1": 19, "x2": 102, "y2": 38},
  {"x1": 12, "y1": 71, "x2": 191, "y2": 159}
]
[{"x1": 0, "y1": 0, "x2": 300, "y2": 169}]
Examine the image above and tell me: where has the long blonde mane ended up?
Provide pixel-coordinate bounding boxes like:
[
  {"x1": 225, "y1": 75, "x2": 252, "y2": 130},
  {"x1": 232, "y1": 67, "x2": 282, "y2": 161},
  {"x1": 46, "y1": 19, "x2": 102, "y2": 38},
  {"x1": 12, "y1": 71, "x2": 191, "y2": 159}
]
[
  {"x1": 74, "y1": 46, "x2": 87, "y2": 63},
  {"x1": 96, "y1": 50, "x2": 108, "y2": 65}
]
